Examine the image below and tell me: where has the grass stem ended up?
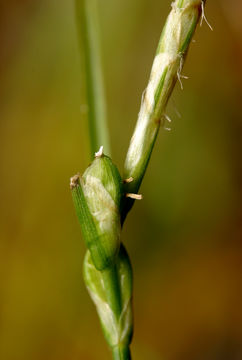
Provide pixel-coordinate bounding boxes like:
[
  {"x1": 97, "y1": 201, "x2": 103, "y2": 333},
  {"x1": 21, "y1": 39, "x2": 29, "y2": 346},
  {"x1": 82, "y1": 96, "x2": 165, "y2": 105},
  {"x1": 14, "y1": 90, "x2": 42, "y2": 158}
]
[
  {"x1": 112, "y1": 345, "x2": 131, "y2": 360},
  {"x1": 75, "y1": 0, "x2": 111, "y2": 158},
  {"x1": 102, "y1": 264, "x2": 122, "y2": 320}
]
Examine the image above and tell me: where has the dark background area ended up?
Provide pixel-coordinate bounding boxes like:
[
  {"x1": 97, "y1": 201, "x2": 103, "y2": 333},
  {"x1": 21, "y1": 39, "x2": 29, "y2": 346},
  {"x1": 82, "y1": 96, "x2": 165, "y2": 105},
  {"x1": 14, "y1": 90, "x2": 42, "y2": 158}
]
[{"x1": 0, "y1": 1, "x2": 242, "y2": 359}]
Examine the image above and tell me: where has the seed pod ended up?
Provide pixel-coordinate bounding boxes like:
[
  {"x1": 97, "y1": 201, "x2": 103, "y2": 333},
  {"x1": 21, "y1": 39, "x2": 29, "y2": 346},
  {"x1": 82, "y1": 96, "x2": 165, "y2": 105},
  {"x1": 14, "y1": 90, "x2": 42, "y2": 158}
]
[
  {"x1": 71, "y1": 148, "x2": 123, "y2": 270},
  {"x1": 83, "y1": 245, "x2": 133, "y2": 353}
]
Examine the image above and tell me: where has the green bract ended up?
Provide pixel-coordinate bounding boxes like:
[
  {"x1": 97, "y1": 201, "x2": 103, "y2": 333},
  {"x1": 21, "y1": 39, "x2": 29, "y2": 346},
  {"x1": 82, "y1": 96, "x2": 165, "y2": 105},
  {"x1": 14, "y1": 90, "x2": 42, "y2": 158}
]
[
  {"x1": 83, "y1": 245, "x2": 133, "y2": 356},
  {"x1": 71, "y1": 148, "x2": 123, "y2": 270}
]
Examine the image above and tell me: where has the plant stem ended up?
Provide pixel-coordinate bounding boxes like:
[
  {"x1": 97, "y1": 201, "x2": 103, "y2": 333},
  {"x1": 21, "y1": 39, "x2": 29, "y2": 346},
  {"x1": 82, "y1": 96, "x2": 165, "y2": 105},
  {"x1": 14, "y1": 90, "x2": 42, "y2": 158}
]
[
  {"x1": 83, "y1": 246, "x2": 133, "y2": 360},
  {"x1": 112, "y1": 345, "x2": 131, "y2": 360},
  {"x1": 75, "y1": 0, "x2": 111, "y2": 158},
  {"x1": 103, "y1": 265, "x2": 132, "y2": 360},
  {"x1": 102, "y1": 264, "x2": 122, "y2": 319}
]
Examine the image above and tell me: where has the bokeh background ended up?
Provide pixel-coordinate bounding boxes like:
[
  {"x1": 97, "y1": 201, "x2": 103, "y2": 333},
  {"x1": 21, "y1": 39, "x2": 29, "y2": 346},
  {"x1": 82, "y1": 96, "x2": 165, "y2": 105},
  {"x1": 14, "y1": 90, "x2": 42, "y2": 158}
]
[{"x1": 1, "y1": 1, "x2": 242, "y2": 359}]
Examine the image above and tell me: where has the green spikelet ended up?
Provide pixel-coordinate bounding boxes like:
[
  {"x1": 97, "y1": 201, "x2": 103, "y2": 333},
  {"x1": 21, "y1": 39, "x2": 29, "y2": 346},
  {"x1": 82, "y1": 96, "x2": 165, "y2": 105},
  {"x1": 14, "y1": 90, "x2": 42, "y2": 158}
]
[
  {"x1": 71, "y1": 147, "x2": 123, "y2": 270},
  {"x1": 83, "y1": 245, "x2": 133, "y2": 358}
]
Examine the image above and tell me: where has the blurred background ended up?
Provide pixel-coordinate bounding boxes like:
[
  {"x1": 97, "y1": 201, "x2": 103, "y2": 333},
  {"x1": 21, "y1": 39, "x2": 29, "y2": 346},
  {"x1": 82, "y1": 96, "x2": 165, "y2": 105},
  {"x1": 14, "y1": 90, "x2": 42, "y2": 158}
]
[{"x1": 0, "y1": 1, "x2": 242, "y2": 359}]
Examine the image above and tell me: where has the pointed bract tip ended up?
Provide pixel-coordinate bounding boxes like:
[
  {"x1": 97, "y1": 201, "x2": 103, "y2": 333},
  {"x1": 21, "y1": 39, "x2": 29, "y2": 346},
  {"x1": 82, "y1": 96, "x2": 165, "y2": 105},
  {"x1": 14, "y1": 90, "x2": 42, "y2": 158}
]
[
  {"x1": 70, "y1": 174, "x2": 80, "y2": 190},
  {"x1": 95, "y1": 146, "x2": 104, "y2": 158}
]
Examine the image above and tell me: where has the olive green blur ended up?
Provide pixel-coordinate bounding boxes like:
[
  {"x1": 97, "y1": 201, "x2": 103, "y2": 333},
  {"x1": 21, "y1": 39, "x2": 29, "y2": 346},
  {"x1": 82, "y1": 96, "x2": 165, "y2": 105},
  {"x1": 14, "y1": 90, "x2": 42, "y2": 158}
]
[{"x1": 0, "y1": 1, "x2": 241, "y2": 360}]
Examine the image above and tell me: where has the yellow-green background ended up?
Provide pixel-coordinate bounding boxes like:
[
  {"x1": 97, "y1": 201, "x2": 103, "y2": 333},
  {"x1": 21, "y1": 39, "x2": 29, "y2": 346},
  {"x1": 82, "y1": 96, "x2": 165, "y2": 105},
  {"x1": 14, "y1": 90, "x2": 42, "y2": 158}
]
[{"x1": 1, "y1": 1, "x2": 241, "y2": 359}]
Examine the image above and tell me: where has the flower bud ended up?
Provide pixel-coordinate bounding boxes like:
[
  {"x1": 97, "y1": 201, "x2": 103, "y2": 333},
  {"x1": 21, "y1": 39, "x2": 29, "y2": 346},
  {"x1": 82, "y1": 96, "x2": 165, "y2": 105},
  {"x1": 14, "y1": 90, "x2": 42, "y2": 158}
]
[{"x1": 71, "y1": 148, "x2": 123, "y2": 270}]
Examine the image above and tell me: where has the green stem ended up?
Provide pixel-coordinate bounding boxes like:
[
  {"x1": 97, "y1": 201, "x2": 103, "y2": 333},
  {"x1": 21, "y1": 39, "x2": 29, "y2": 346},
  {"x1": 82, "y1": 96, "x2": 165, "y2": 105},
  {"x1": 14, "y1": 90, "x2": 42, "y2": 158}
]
[
  {"x1": 112, "y1": 345, "x2": 131, "y2": 360},
  {"x1": 102, "y1": 264, "x2": 122, "y2": 319},
  {"x1": 75, "y1": 0, "x2": 111, "y2": 158},
  {"x1": 102, "y1": 265, "x2": 132, "y2": 360},
  {"x1": 83, "y1": 247, "x2": 133, "y2": 360}
]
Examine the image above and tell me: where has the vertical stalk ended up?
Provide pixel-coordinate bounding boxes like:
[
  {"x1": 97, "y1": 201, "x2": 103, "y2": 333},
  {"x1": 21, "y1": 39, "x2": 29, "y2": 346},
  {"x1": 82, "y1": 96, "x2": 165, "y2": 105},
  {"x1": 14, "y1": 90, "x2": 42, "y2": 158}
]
[
  {"x1": 102, "y1": 265, "x2": 122, "y2": 319},
  {"x1": 112, "y1": 345, "x2": 131, "y2": 360},
  {"x1": 102, "y1": 266, "x2": 131, "y2": 360},
  {"x1": 75, "y1": 0, "x2": 111, "y2": 157},
  {"x1": 83, "y1": 246, "x2": 133, "y2": 360}
]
